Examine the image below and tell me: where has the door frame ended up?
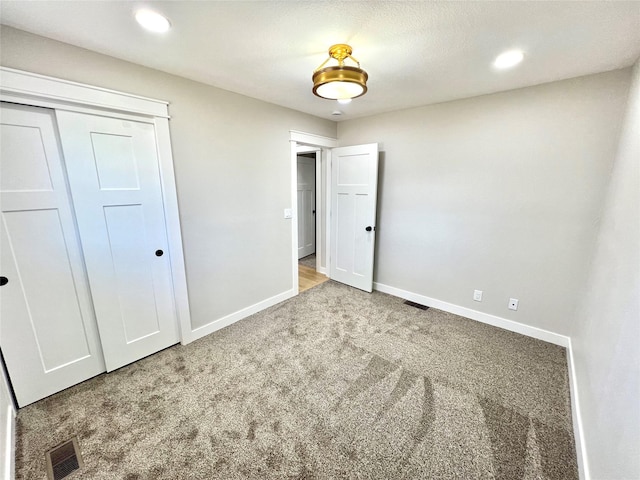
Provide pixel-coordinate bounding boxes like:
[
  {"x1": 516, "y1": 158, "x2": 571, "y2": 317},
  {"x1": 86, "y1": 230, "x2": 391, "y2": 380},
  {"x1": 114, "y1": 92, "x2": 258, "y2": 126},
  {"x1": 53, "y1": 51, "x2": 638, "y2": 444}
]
[
  {"x1": 289, "y1": 130, "x2": 337, "y2": 294},
  {"x1": 0, "y1": 67, "x2": 193, "y2": 343}
]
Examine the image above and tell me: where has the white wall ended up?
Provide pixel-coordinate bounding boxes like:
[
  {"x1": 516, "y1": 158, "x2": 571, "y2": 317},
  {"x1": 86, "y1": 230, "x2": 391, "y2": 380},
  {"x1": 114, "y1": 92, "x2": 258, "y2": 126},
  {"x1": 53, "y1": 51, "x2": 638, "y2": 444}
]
[
  {"x1": 338, "y1": 70, "x2": 631, "y2": 336},
  {"x1": 571, "y1": 61, "x2": 640, "y2": 480},
  {"x1": 0, "y1": 26, "x2": 336, "y2": 334},
  {"x1": 0, "y1": 362, "x2": 15, "y2": 480}
]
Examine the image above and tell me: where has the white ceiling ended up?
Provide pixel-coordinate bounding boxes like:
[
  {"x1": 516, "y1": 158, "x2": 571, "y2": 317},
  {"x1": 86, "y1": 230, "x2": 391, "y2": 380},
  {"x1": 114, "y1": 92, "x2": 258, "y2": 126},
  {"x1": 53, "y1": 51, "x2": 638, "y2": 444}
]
[{"x1": 1, "y1": 1, "x2": 639, "y2": 121}]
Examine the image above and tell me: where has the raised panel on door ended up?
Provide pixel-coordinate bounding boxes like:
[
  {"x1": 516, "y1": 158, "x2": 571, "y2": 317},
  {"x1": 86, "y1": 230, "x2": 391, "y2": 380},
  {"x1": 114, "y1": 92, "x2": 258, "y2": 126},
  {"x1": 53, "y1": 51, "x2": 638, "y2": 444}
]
[
  {"x1": 330, "y1": 144, "x2": 378, "y2": 292},
  {"x1": 0, "y1": 103, "x2": 105, "y2": 407},
  {"x1": 55, "y1": 111, "x2": 178, "y2": 372}
]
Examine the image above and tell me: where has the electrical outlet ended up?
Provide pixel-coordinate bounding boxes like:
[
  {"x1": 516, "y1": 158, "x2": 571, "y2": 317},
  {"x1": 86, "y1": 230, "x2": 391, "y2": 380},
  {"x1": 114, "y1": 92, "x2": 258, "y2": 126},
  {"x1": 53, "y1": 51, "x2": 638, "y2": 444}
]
[
  {"x1": 473, "y1": 290, "x2": 483, "y2": 302},
  {"x1": 508, "y1": 298, "x2": 519, "y2": 311}
]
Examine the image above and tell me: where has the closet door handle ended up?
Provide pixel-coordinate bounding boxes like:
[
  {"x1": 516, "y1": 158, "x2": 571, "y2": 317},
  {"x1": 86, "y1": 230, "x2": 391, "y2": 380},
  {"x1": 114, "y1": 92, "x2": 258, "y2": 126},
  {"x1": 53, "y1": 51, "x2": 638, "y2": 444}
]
[
  {"x1": 0, "y1": 277, "x2": 8, "y2": 286},
  {"x1": 365, "y1": 226, "x2": 373, "y2": 232},
  {"x1": 155, "y1": 250, "x2": 164, "y2": 257}
]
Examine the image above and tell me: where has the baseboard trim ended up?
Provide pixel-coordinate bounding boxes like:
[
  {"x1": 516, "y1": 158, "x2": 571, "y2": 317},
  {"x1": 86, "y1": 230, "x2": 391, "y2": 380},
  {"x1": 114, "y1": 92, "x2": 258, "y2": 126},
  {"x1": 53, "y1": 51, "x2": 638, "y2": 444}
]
[
  {"x1": 186, "y1": 288, "x2": 296, "y2": 343},
  {"x1": 566, "y1": 339, "x2": 590, "y2": 480},
  {"x1": 317, "y1": 266, "x2": 327, "y2": 276},
  {"x1": 373, "y1": 282, "x2": 570, "y2": 347}
]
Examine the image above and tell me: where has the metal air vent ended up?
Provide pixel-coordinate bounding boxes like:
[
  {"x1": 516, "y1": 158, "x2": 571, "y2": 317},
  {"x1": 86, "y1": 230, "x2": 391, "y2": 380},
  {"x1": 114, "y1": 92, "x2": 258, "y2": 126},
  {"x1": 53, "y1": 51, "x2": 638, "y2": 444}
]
[{"x1": 46, "y1": 437, "x2": 83, "y2": 480}]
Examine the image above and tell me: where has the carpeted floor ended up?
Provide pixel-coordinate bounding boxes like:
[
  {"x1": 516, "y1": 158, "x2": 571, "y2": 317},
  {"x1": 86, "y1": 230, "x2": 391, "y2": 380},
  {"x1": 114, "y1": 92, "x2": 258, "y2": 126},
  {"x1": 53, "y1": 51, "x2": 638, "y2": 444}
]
[
  {"x1": 15, "y1": 281, "x2": 577, "y2": 479},
  {"x1": 299, "y1": 253, "x2": 316, "y2": 269}
]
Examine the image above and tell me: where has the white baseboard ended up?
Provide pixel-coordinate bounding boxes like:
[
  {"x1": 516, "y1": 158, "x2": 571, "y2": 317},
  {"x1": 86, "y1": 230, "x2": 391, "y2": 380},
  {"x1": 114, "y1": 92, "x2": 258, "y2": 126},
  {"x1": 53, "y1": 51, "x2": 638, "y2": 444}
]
[
  {"x1": 566, "y1": 339, "x2": 590, "y2": 480},
  {"x1": 186, "y1": 288, "x2": 296, "y2": 343},
  {"x1": 373, "y1": 282, "x2": 570, "y2": 347},
  {"x1": 317, "y1": 266, "x2": 327, "y2": 275}
]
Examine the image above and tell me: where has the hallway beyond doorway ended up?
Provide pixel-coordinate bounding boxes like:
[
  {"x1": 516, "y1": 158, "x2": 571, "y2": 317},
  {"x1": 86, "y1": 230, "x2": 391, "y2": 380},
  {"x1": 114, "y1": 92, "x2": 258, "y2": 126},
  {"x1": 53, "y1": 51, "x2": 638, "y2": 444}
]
[{"x1": 298, "y1": 254, "x2": 327, "y2": 292}]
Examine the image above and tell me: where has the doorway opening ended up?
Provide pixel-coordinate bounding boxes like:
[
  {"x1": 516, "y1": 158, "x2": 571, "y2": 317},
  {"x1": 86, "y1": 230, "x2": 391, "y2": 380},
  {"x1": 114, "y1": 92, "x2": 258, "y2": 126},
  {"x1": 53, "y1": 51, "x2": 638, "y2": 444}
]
[
  {"x1": 289, "y1": 131, "x2": 338, "y2": 295},
  {"x1": 290, "y1": 131, "x2": 379, "y2": 294},
  {"x1": 296, "y1": 146, "x2": 327, "y2": 293}
]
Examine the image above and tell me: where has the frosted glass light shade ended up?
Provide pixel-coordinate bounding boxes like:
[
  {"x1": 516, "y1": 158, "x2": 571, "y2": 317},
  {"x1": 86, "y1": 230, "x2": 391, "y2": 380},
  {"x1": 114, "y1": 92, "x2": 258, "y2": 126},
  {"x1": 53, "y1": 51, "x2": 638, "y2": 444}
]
[{"x1": 316, "y1": 81, "x2": 364, "y2": 100}]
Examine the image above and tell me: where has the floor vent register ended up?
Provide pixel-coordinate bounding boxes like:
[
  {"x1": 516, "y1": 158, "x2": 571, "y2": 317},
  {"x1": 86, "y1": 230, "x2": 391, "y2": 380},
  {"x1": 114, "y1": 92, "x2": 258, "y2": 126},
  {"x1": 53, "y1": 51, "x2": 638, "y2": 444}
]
[
  {"x1": 403, "y1": 300, "x2": 429, "y2": 310},
  {"x1": 46, "y1": 437, "x2": 83, "y2": 480}
]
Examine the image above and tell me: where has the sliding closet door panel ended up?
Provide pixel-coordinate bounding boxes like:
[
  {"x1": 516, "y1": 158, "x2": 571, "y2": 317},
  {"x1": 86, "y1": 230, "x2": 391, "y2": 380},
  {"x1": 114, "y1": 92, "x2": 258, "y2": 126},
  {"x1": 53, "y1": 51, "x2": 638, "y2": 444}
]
[
  {"x1": 56, "y1": 111, "x2": 178, "y2": 372},
  {"x1": 0, "y1": 103, "x2": 105, "y2": 407}
]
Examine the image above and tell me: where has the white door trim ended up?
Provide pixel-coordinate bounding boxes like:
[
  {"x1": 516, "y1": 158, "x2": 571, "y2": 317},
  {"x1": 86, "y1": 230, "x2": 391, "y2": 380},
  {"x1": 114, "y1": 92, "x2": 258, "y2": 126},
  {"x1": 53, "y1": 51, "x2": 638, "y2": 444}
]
[
  {"x1": 0, "y1": 67, "x2": 192, "y2": 345},
  {"x1": 315, "y1": 149, "x2": 324, "y2": 274},
  {"x1": 289, "y1": 131, "x2": 337, "y2": 293},
  {"x1": 0, "y1": 67, "x2": 169, "y2": 118},
  {"x1": 323, "y1": 148, "x2": 332, "y2": 276},
  {"x1": 290, "y1": 141, "x2": 299, "y2": 294},
  {"x1": 290, "y1": 130, "x2": 338, "y2": 148}
]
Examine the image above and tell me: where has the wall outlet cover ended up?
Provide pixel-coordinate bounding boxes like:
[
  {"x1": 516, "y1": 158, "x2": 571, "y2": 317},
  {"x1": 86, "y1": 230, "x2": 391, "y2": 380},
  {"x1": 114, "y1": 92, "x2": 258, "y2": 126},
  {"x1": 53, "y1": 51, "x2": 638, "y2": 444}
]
[
  {"x1": 508, "y1": 298, "x2": 519, "y2": 311},
  {"x1": 473, "y1": 290, "x2": 483, "y2": 302}
]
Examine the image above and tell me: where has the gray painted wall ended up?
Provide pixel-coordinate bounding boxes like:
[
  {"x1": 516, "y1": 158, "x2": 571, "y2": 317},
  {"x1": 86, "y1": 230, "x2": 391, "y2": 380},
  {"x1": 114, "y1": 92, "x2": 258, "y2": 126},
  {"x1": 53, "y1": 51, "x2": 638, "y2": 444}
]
[
  {"x1": 572, "y1": 61, "x2": 639, "y2": 480},
  {"x1": 0, "y1": 26, "x2": 336, "y2": 330},
  {"x1": 338, "y1": 70, "x2": 631, "y2": 336}
]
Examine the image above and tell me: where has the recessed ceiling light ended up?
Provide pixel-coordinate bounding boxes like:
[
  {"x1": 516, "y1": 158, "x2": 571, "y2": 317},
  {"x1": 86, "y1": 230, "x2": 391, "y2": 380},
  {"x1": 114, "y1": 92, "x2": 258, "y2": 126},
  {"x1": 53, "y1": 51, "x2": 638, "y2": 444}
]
[
  {"x1": 135, "y1": 9, "x2": 171, "y2": 33},
  {"x1": 331, "y1": 110, "x2": 343, "y2": 116},
  {"x1": 493, "y1": 50, "x2": 524, "y2": 69},
  {"x1": 337, "y1": 98, "x2": 352, "y2": 105}
]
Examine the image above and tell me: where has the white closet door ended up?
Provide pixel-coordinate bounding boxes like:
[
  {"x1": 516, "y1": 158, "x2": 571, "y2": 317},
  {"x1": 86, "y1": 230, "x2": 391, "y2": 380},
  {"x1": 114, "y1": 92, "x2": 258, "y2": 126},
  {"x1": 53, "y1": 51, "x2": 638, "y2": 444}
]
[
  {"x1": 0, "y1": 103, "x2": 105, "y2": 407},
  {"x1": 55, "y1": 111, "x2": 178, "y2": 372}
]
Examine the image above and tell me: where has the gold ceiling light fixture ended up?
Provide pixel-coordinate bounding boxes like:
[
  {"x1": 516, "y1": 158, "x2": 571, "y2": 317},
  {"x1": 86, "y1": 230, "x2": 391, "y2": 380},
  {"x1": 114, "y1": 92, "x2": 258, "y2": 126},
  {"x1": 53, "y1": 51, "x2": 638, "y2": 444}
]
[{"x1": 312, "y1": 44, "x2": 368, "y2": 100}]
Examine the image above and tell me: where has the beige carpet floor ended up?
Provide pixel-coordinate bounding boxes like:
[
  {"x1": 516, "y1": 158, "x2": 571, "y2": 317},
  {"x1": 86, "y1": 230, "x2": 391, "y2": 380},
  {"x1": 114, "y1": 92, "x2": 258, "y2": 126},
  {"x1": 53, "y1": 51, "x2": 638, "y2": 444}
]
[{"x1": 16, "y1": 281, "x2": 577, "y2": 479}]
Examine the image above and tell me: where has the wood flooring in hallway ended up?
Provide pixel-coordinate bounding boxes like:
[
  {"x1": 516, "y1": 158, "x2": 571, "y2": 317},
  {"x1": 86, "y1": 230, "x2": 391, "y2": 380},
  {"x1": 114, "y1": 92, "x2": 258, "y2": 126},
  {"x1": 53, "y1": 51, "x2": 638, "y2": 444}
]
[{"x1": 298, "y1": 264, "x2": 328, "y2": 292}]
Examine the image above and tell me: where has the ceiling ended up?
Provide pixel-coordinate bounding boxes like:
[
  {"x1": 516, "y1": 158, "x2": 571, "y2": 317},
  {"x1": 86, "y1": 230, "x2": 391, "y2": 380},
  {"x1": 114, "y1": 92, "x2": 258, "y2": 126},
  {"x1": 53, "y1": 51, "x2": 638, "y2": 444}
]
[{"x1": 1, "y1": 1, "x2": 639, "y2": 121}]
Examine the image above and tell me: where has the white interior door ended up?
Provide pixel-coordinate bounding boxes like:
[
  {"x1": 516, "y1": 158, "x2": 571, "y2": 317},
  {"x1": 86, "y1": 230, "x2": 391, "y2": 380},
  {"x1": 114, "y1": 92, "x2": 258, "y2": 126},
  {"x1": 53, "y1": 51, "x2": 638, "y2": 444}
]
[
  {"x1": 297, "y1": 156, "x2": 316, "y2": 259},
  {"x1": 330, "y1": 143, "x2": 379, "y2": 292},
  {"x1": 0, "y1": 103, "x2": 105, "y2": 407},
  {"x1": 55, "y1": 111, "x2": 179, "y2": 372}
]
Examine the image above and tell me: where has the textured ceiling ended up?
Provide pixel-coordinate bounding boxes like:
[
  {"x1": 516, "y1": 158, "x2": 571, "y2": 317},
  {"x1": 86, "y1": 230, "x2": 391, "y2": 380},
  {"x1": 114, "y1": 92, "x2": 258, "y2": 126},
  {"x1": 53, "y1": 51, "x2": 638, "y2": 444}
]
[{"x1": 1, "y1": 1, "x2": 639, "y2": 121}]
